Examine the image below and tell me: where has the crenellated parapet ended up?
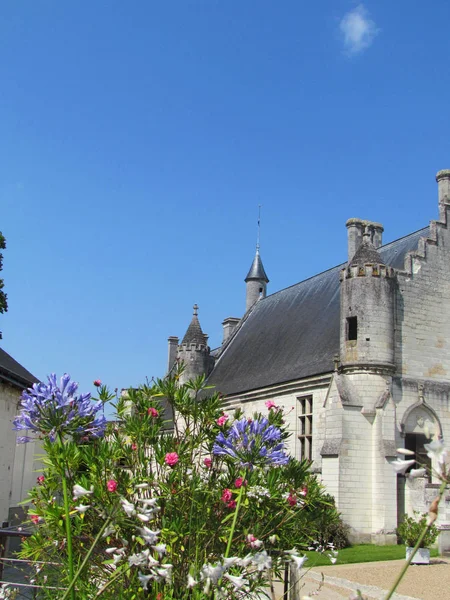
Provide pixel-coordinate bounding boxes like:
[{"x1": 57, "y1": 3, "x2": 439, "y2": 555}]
[{"x1": 340, "y1": 262, "x2": 395, "y2": 281}]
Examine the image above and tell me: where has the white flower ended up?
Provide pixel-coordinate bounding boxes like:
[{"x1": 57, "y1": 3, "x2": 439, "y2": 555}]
[
  {"x1": 72, "y1": 484, "x2": 93, "y2": 499},
  {"x1": 397, "y1": 448, "x2": 415, "y2": 456},
  {"x1": 105, "y1": 547, "x2": 118, "y2": 554},
  {"x1": 102, "y1": 524, "x2": 116, "y2": 538},
  {"x1": 201, "y1": 563, "x2": 224, "y2": 584},
  {"x1": 152, "y1": 543, "x2": 166, "y2": 556},
  {"x1": 128, "y1": 549, "x2": 150, "y2": 567},
  {"x1": 250, "y1": 550, "x2": 272, "y2": 571},
  {"x1": 327, "y1": 553, "x2": 337, "y2": 564},
  {"x1": 138, "y1": 572, "x2": 152, "y2": 589},
  {"x1": 424, "y1": 439, "x2": 445, "y2": 458},
  {"x1": 187, "y1": 574, "x2": 198, "y2": 588},
  {"x1": 222, "y1": 556, "x2": 239, "y2": 569},
  {"x1": 156, "y1": 565, "x2": 172, "y2": 583},
  {"x1": 425, "y1": 440, "x2": 450, "y2": 476},
  {"x1": 391, "y1": 459, "x2": 415, "y2": 474},
  {"x1": 268, "y1": 535, "x2": 277, "y2": 544},
  {"x1": 237, "y1": 554, "x2": 253, "y2": 568},
  {"x1": 409, "y1": 468, "x2": 427, "y2": 478},
  {"x1": 291, "y1": 554, "x2": 308, "y2": 569},
  {"x1": 120, "y1": 498, "x2": 136, "y2": 517},
  {"x1": 75, "y1": 504, "x2": 91, "y2": 513},
  {"x1": 138, "y1": 526, "x2": 160, "y2": 545},
  {"x1": 224, "y1": 573, "x2": 248, "y2": 589},
  {"x1": 137, "y1": 513, "x2": 150, "y2": 522}
]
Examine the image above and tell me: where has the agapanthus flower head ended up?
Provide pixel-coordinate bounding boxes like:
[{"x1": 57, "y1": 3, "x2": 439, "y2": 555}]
[
  {"x1": 212, "y1": 416, "x2": 290, "y2": 469},
  {"x1": 13, "y1": 374, "x2": 106, "y2": 443}
]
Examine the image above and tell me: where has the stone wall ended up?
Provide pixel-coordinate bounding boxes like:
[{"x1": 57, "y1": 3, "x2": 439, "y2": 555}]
[{"x1": 0, "y1": 381, "x2": 42, "y2": 524}]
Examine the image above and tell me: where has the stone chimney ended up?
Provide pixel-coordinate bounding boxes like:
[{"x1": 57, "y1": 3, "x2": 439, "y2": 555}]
[
  {"x1": 346, "y1": 218, "x2": 384, "y2": 262},
  {"x1": 222, "y1": 317, "x2": 240, "y2": 345},
  {"x1": 167, "y1": 336, "x2": 179, "y2": 373},
  {"x1": 436, "y1": 170, "x2": 450, "y2": 207}
]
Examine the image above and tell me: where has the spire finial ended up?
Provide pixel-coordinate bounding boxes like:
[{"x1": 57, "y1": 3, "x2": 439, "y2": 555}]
[
  {"x1": 256, "y1": 205, "x2": 261, "y2": 252},
  {"x1": 193, "y1": 303, "x2": 198, "y2": 316}
]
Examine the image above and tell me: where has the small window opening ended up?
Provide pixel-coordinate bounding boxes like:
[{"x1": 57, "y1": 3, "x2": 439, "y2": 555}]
[
  {"x1": 259, "y1": 287, "x2": 263, "y2": 293},
  {"x1": 347, "y1": 316, "x2": 358, "y2": 341}
]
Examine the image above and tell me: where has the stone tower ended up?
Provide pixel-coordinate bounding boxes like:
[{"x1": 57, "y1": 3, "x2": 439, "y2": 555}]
[
  {"x1": 245, "y1": 248, "x2": 269, "y2": 312},
  {"x1": 175, "y1": 304, "x2": 212, "y2": 384},
  {"x1": 340, "y1": 229, "x2": 396, "y2": 371}
]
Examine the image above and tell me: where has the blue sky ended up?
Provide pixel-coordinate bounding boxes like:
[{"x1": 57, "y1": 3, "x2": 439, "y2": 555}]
[{"x1": 1, "y1": 1, "x2": 450, "y2": 402}]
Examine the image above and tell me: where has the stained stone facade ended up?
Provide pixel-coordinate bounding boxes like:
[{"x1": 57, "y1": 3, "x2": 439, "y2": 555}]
[
  {"x1": 168, "y1": 169, "x2": 450, "y2": 544},
  {"x1": 0, "y1": 348, "x2": 39, "y2": 525}
]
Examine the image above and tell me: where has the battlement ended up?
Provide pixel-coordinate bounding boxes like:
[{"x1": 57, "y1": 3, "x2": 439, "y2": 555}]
[
  {"x1": 340, "y1": 263, "x2": 395, "y2": 281},
  {"x1": 178, "y1": 343, "x2": 209, "y2": 353}
]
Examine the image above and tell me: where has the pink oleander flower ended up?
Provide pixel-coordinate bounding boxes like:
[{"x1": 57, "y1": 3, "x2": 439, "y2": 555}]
[
  {"x1": 227, "y1": 500, "x2": 237, "y2": 509},
  {"x1": 265, "y1": 400, "x2": 277, "y2": 410},
  {"x1": 216, "y1": 414, "x2": 228, "y2": 426},
  {"x1": 235, "y1": 477, "x2": 247, "y2": 488},
  {"x1": 30, "y1": 515, "x2": 40, "y2": 525},
  {"x1": 165, "y1": 452, "x2": 179, "y2": 467},
  {"x1": 107, "y1": 479, "x2": 118, "y2": 492},
  {"x1": 300, "y1": 486, "x2": 308, "y2": 497},
  {"x1": 37, "y1": 475, "x2": 45, "y2": 485},
  {"x1": 203, "y1": 457, "x2": 212, "y2": 468},
  {"x1": 287, "y1": 493, "x2": 297, "y2": 507},
  {"x1": 148, "y1": 407, "x2": 159, "y2": 418},
  {"x1": 93, "y1": 379, "x2": 102, "y2": 387},
  {"x1": 221, "y1": 488, "x2": 232, "y2": 503},
  {"x1": 131, "y1": 442, "x2": 138, "y2": 451}
]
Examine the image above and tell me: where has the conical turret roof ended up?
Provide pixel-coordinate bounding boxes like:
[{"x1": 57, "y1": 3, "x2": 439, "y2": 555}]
[
  {"x1": 181, "y1": 304, "x2": 208, "y2": 345},
  {"x1": 245, "y1": 249, "x2": 269, "y2": 283},
  {"x1": 350, "y1": 236, "x2": 385, "y2": 266}
]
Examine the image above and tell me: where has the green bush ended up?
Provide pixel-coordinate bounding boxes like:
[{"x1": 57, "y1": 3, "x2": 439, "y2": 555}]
[
  {"x1": 313, "y1": 494, "x2": 350, "y2": 549},
  {"x1": 396, "y1": 513, "x2": 439, "y2": 548}
]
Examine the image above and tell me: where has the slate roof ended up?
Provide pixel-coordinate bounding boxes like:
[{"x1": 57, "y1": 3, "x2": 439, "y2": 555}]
[
  {"x1": 245, "y1": 249, "x2": 269, "y2": 283},
  {"x1": 182, "y1": 307, "x2": 208, "y2": 346},
  {"x1": 350, "y1": 239, "x2": 384, "y2": 266},
  {"x1": 206, "y1": 227, "x2": 429, "y2": 397},
  {"x1": 0, "y1": 348, "x2": 39, "y2": 388}
]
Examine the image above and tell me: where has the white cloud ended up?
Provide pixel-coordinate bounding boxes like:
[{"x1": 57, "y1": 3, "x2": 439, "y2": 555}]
[{"x1": 339, "y1": 4, "x2": 379, "y2": 55}]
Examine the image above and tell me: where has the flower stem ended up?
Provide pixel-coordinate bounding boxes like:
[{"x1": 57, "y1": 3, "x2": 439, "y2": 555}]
[
  {"x1": 61, "y1": 473, "x2": 76, "y2": 600},
  {"x1": 385, "y1": 479, "x2": 447, "y2": 600},
  {"x1": 224, "y1": 472, "x2": 246, "y2": 558},
  {"x1": 62, "y1": 515, "x2": 113, "y2": 600}
]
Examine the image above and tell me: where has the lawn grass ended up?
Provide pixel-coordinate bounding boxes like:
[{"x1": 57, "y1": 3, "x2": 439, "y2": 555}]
[{"x1": 304, "y1": 544, "x2": 439, "y2": 567}]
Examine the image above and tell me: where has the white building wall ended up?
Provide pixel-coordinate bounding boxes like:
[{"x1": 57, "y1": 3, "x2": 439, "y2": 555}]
[
  {"x1": 0, "y1": 381, "x2": 42, "y2": 524},
  {"x1": 0, "y1": 382, "x2": 19, "y2": 523}
]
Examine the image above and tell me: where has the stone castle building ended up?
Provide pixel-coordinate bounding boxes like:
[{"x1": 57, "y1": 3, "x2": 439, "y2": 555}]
[{"x1": 167, "y1": 169, "x2": 450, "y2": 544}]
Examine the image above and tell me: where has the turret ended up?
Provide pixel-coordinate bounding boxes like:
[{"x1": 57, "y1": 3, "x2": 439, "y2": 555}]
[
  {"x1": 177, "y1": 304, "x2": 212, "y2": 384},
  {"x1": 245, "y1": 248, "x2": 269, "y2": 312},
  {"x1": 340, "y1": 229, "x2": 395, "y2": 371}
]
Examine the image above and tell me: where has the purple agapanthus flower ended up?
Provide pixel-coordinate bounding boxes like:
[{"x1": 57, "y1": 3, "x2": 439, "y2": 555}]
[
  {"x1": 212, "y1": 417, "x2": 290, "y2": 469},
  {"x1": 13, "y1": 374, "x2": 106, "y2": 443}
]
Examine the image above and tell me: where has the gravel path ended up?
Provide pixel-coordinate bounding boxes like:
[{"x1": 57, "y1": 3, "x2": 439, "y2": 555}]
[{"x1": 304, "y1": 557, "x2": 450, "y2": 600}]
